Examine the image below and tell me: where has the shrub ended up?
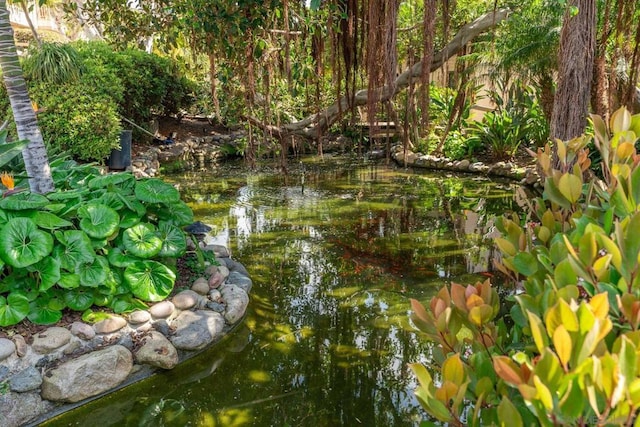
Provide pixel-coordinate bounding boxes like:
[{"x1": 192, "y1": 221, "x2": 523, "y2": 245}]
[
  {"x1": 410, "y1": 107, "x2": 640, "y2": 426},
  {"x1": 0, "y1": 161, "x2": 194, "y2": 327},
  {"x1": 73, "y1": 41, "x2": 195, "y2": 125}
]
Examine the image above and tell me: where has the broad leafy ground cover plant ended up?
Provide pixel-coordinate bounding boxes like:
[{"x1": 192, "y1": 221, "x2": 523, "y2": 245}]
[{"x1": 0, "y1": 151, "x2": 193, "y2": 326}]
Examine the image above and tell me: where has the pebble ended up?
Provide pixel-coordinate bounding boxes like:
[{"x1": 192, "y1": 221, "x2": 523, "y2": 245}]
[
  {"x1": 191, "y1": 278, "x2": 210, "y2": 295},
  {"x1": 32, "y1": 327, "x2": 72, "y2": 354},
  {"x1": 149, "y1": 301, "x2": 175, "y2": 319},
  {"x1": 128, "y1": 310, "x2": 151, "y2": 324},
  {"x1": 173, "y1": 290, "x2": 203, "y2": 310},
  {"x1": 135, "y1": 331, "x2": 179, "y2": 369},
  {"x1": 0, "y1": 338, "x2": 16, "y2": 361},
  {"x1": 209, "y1": 289, "x2": 222, "y2": 302},
  {"x1": 217, "y1": 265, "x2": 230, "y2": 279},
  {"x1": 153, "y1": 319, "x2": 171, "y2": 336},
  {"x1": 94, "y1": 316, "x2": 128, "y2": 334},
  {"x1": 227, "y1": 271, "x2": 253, "y2": 293},
  {"x1": 206, "y1": 302, "x2": 226, "y2": 313},
  {"x1": 9, "y1": 367, "x2": 42, "y2": 392},
  {"x1": 208, "y1": 271, "x2": 225, "y2": 289},
  {"x1": 70, "y1": 322, "x2": 95, "y2": 340}
]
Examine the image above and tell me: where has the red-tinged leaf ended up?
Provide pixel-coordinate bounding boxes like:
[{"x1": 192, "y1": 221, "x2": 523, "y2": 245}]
[
  {"x1": 493, "y1": 356, "x2": 523, "y2": 386},
  {"x1": 450, "y1": 283, "x2": 466, "y2": 310},
  {"x1": 410, "y1": 299, "x2": 430, "y2": 324}
]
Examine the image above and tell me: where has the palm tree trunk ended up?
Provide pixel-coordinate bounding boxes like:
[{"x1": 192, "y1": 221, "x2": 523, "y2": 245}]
[{"x1": 0, "y1": 0, "x2": 54, "y2": 194}]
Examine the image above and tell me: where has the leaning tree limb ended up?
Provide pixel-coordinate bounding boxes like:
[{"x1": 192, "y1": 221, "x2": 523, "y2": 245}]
[{"x1": 275, "y1": 8, "x2": 510, "y2": 139}]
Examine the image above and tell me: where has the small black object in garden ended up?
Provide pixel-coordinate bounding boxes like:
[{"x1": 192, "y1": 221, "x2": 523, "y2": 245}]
[{"x1": 184, "y1": 221, "x2": 212, "y2": 239}]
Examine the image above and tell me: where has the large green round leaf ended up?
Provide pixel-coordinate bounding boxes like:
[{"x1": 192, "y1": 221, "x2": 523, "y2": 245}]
[
  {"x1": 58, "y1": 272, "x2": 80, "y2": 289},
  {"x1": 158, "y1": 222, "x2": 187, "y2": 257},
  {"x1": 135, "y1": 179, "x2": 181, "y2": 203},
  {"x1": 153, "y1": 200, "x2": 194, "y2": 227},
  {"x1": 124, "y1": 260, "x2": 176, "y2": 301},
  {"x1": 89, "y1": 173, "x2": 135, "y2": 190},
  {"x1": 53, "y1": 230, "x2": 95, "y2": 270},
  {"x1": 27, "y1": 300, "x2": 62, "y2": 325},
  {"x1": 119, "y1": 209, "x2": 142, "y2": 228},
  {"x1": 0, "y1": 193, "x2": 50, "y2": 210},
  {"x1": 0, "y1": 217, "x2": 53, "y2": 268},
  {"x1": 109, "y1": 295, "x2": 148, "y2": 313},
  {"x1": 63, "y1": 288, "x2": 95, "y2": 311},
  {"x1": 107, "y1": 246, "x2": 137, "y2": 268},
  {"x1": 123, "y1": 223, "x2": 162, "y2": 258},
  {"x1": 0, "y1": 292, "x2": 29, "y2": 326},
  {"x1": 29, "y1": 257, "x2": 61, "y2": 292},
  {"x1": 79, "y1": 203, "x2": 120, "y2": 239},
  {"x1": 77, "y1": 256, "x2": 110, "y2": 287}
]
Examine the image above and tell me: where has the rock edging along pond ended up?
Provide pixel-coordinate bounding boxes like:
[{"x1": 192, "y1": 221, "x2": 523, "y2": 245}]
[
  {"x1": 390, "y1": 145, "x2": 540, "y2": 185},
  {"x1": 0, "y1": 243, "x2": 252, "y2": 427}
]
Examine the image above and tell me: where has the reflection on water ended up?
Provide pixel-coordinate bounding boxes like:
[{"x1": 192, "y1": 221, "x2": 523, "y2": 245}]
[{"x1": 43, "y1": 159, "x2": 528, "y2": 426}]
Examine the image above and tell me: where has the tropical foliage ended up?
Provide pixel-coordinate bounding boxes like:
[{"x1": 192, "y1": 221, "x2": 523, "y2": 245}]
[
  {"x1": 409, "y1": 107, "x2": 640, "y2": 425},
  {"x1": 0, "y1": 157, "x2": 194, "y2": 326}
]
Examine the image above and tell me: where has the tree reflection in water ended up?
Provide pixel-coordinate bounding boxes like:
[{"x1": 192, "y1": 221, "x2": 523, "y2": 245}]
[{"x1": 43, "y1": 161, "x2": 528, "y2": 427}]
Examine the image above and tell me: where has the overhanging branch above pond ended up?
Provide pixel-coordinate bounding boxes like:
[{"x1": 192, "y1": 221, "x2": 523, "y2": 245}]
[{"x1": 272, "y1": 8, "x2": 510, "y2": 140}]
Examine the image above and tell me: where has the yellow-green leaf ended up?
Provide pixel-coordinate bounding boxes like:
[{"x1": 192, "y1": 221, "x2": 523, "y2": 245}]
[
  {"x1": 527, "y1": 311, "x2": 549, "y2": 353},
  {"x1": 533, "y1": 375, "x2": 554, "y2": 410},
  {"x1": 593, "y1": 254, "x2": 612, "y2": 280},
  {"x1": 498, "y1": 396, "x2": 523, "y2": 427},
  {"x1": 442, "y1": 354, "x2": 465, "y2": 386},
  {"x1": 589, "y1": 293, "x2": 609, "y2": 320},
  {"x1": 617, "y1": 141, "x2": 635, "y2": 160},
  {"x1": 553, "y1": 325, "x2": 572, "y2": 370},
  {"x1": 495, "y1": 237, "x2": 516, "y2": 256},
  {"x1": 611, "y1": 106, "x2": 632, "y2": 134},
  {"x1": 469, "y1": 304, "x2": 493, "y2": 327},
  {"x1": 558, "y1": 173, "x2": 583, "y2": 204}
]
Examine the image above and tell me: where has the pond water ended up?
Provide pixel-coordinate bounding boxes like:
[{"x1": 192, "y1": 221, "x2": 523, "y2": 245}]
[{"x1": 43, "y1": 157, "x2": 529, "y2": 427}]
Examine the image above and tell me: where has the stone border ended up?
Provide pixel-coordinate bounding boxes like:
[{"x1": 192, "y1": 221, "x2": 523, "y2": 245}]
[
  {"x1": 389, "y1": 145, "x2": 540, "y2": 186},
  {"x1": 0, "y1": 243, "x2": 252, "y2": 427}
]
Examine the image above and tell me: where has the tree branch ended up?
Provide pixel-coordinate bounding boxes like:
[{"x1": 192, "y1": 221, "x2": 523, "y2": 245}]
[{"x1": 276, "y1": 8, "x2": 510, "y2": 139}]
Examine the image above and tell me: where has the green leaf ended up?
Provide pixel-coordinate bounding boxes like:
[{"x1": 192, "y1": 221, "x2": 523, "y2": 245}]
[
  {"x1": 513, "y1": 252, "x2": 538, "y2": 276},
  {"x1": 107, "y1": 246, "x2": 137, "y2": 268},
  {"x1": 153, "y1": 200, "x2": 194, "y2": 227},
  {"x1": 527, "y1": 311, "x2": 549, "y2": 353},
  {"x1": 78, "y1": 203, "x2": 120, "y2": 239},
  {"x1": 76, "y1": 256, "x2": 109, "y2": 287},
  {"x1": 124, "y1": 260, "x2": 176, "y2": 301},
  {"x1": 53, "y1": 230, "x2": 95, "y2": 270},
  {"x1": 81, "y1": 309, "x2": 111, "y2": 323},
  {"x1": 558, "y1": 173, "x2": 582, "y2": 204},
  {"x1": 0, "y1": 192, "x2": 49, "y2": 210},
  {"x1": 30, "y1": 257, "x2": 61, "y2": 292},
  {"x1": 31, "y1": 211, "x2": 73, "y2": 229},
  {"x1": 109, "y1": 294, "x2": 148, "y2": 313},
  {"x1": 0, "y1": 217, "x2": 53, "y2": 268},
  {"x1": 135, "y1": 179, "x2": 181, "y2": 203},
  {"x1": 497, "y1": 397, "x2": 523, "y2": 427},
  {"x1": 123, "y1": 223, "x2": 162, "y2": 258},
  {"x1": 27, "y1": 301, "x2": 62, "y2": 325},
  {"x1": 0, "y1": 137, "x2": 28, "y2": 167},
  {"x1": 554, "y1": 259, "x2": 577, "y2": 288},
  {"x1": 157, "y1": 222, "x2": 187, "y2": 257},
  {"x1": 57, "y1": 272, "x2": 80, "y2": 289},
  {"x1": 63, "y1": 288, "x2": 95, "y2": 311},
  {"x1": 119, "y1": 208, "x2": 142, "y2": 228},
  {"x1": 0, "y1": 292, "x2": 29, "y2": 326},
  {"x1": 88, "y1": 173, "x2": 135, "y2": 190}
]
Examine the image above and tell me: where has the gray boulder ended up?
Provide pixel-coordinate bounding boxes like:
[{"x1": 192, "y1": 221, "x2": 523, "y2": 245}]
[{"x1": 41, "y1": 345, "x2": 133, "y2": 403}]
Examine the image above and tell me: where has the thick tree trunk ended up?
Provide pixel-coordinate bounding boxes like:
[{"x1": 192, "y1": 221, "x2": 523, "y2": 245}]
[
  {"x1": 0, "y1": 0, "x2": 54, "y2": 194},
  {"x1": 550, "y1": 0, "x2": 596, "y2": 142},
  {"x1": 278, "y1": 8, "x2": 510, "y2": 139}
]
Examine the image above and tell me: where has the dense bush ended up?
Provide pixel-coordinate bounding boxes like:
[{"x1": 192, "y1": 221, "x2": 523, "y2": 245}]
[
  {"x1": 410, "y1": 107, "x2": 640, "y2": 425},
  {"x1": 73, "y1": 41, "x2": 196, "y2": 125},
  {"x1": 0, "y1": 41, "x2": 195, "y2": 162}
]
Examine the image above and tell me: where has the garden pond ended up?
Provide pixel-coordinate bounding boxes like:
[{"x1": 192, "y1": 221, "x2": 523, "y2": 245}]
[{"x1": 42, "y1": 157, "x2": 530, "y2": 426}]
